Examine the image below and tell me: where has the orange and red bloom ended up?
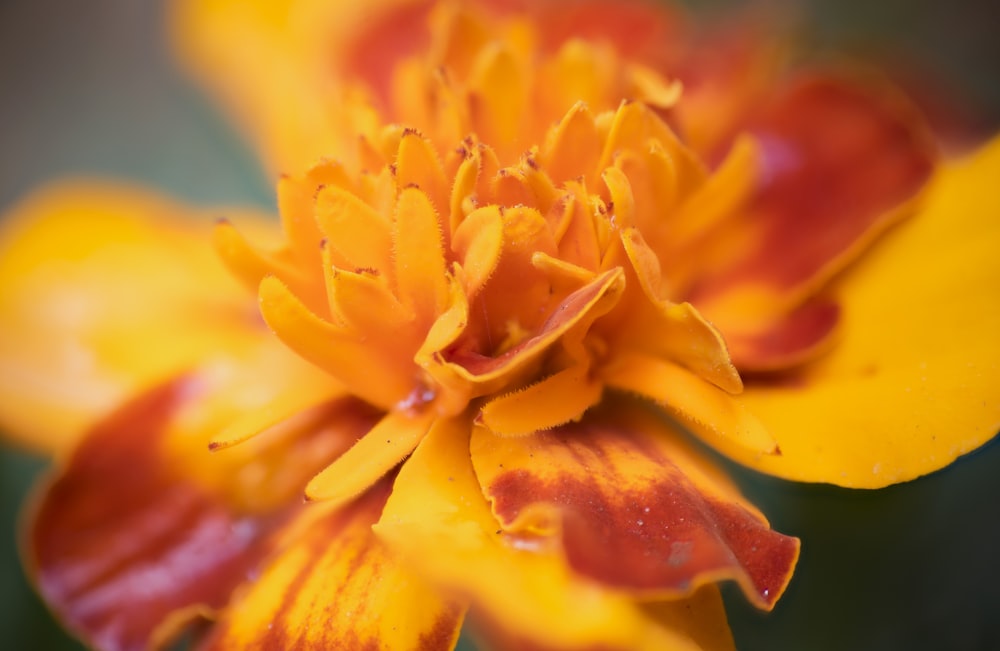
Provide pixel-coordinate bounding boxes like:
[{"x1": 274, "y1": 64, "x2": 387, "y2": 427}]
[{"x1": 2, "y1": 1, "x2": 999, "y2": 649}]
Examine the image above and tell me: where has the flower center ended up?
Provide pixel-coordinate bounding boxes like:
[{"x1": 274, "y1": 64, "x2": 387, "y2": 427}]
[{"x1": 215, "y1": 2, "x2": 746, "y2": 426}]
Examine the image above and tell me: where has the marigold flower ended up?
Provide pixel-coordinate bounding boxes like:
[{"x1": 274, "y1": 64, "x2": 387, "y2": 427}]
[{"x1": 1, "y1": 1, "x2": 998, "y2": 650}]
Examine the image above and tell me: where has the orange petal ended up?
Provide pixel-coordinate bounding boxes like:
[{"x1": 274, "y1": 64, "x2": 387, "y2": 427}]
[
  {"x1": 691, "y1": 76, "x2": 938, "y2": 321},
  {"x1": 314, "y1": 183, "x2": 394, "y2": 277},
  {"x1": 375, "y1": 416, "x2": 718, "y2": 651},
  {"x1": 0, "y1": 181, "x2": 267, "y2": 453},
  {"x1": 392, "y1": 187, "x2": 450, "y2": 329},
  {"x1": 258, "y1": 275, "x2": 414, "y2": 409},
  {"x1": 445, "y1": 268, "x2": 625, "y2": 389},
  {"x1": 725, "y1": 136, "x2": 1000, "y2": 486},
  {"x1": 200, "y1": 479, "x2": 464, "y2": 651},
  {"x1": 452, "y1": 205, "x2": 504, "y2": 297},
  {"x1": 26, "y1": 373, "x2": 378, "y2": 651},
  {"x1": 540, "y1": 101, "x2": 601, "y2": 185},
  {"x1": 603, "y1": 352, "x2": 777, "y2": 455},
  {"x1": 395, "y1": 129, "x2": 450, "y2": 222},
  {"x1": 479, "y1": 364, "x2": 603, "y2": 437},
  {"x1": 618, "y1": 227, "x2": 743, "y2": 393},
  {"x1": 305, "y1": 410, "x2": 435, "y2": 506},
  {"x1": 470, "y1": 402, "x2": 799, "y2": 609}
]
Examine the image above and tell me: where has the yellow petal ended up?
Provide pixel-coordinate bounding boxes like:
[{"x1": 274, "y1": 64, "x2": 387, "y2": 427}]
[
  {"x1": 305, "y1": 410, "x2": 435, "y2": 506},
  {"x1": 0, "y1": 181, "x2": 267, "y2": 453},
  {"x1": 603, "y1": 353, "x2": 778, "y2": 455},
  {"x1": 479, "y1": 364, "x2": 603, "y2": 436},
  {"x1": 374, "y1": 416, "x2": 715, "y2": 651},
  {"x1": 200, "y1": 482, "x2": 464, "y2": 651},
  {"x1": 725, "y1": 136, "x2": 1000, "y2": 486}
]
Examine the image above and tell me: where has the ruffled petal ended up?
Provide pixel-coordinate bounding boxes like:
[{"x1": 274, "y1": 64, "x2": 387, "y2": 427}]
[
  {"x1": 690, "y1": 76, "x2": 937, "y2": 324},
  {"x1": 198, "y1": 479, "x2": 464, "y2": 651},
  {"x1": 723, "y1": 136, "x2": 1000, "y2": 487},
  {"x1": 0, "y1": 181, "x2": 270, "y2": 452},
  {"x1": 26, "y1": 368, "x2": 379, "y2": 651},
  {"x1": 375, "y1": 416, "x2": 720, "y2": 651},
  {"x1": 470, "y1": 401, "x2": 798, "y2": 609}
]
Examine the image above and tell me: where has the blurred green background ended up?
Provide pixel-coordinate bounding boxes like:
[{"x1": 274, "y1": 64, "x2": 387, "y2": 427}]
[{"x1": 1, "y1": 0, "x2": 998, "y2": 649}]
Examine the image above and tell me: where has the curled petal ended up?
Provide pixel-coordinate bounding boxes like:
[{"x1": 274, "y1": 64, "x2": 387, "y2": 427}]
[
  {"x1": 691, "y1": 76, "x2": 938, "y2": 321},
  {"x1": 470, "y1": 402, "x2": 799, "y2": 609},
  {"x1": 445, "y1": 268, "x2": 625, "y2": 390},
  {"x1": 728, "y1": 136, "x2": 1000, "y2": 486},
  {"x1": 375, "y1": 417, "x2": 719, "y2": 651}
]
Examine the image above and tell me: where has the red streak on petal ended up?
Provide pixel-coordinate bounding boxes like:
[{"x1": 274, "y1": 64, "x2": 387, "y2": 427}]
[
  {"x1": 693, "y1": 76, "x2": 937, "y2": 303},
  {"x1": 28, "y1": 378, "x2": 281, "y2": 651},
  {"x1": 486, "y1": 421, "x2": 798, "y2": 608},
  {"x1": 27, "y1": 378, "x2": 381, "y2": 651},
  {"x1": 726, "y1": 298, "x2": 841, "y2": 371}
]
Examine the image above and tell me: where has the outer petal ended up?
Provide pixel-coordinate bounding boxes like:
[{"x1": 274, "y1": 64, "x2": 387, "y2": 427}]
[
  {"x1": 690, "y1": 76, "x2": 937, "y2": 323},
  {"x1": 198, "y1": 479, "x2": 464, "y2": 651},
  {"x1": 726, "y1": 136, "x2": 1000, "y2": 486},
  {"x1": 26, "y1": 368, "x2": 380, "y2": 651},
  {"x1": 470, "y1": 401, "x2": 799, "y2": 610},
  {"x1": 375, "y1": 416, "x2": 720, "y2": 651},
  {"x1": 0, "y1": 181, "x2": 270, "y2": 452}
]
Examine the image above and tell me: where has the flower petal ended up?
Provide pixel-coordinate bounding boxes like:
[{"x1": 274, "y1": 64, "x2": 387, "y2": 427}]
[
  {"x1": 0, "y1": 181, "x2": 267, "y2": 452},
  {"x1": 27, "y1": 371, "x2": 380, "y2": 651},
  {"x1": 199, "y1": 479, "x2": 464, "y2": 651},
  {"x1": 724, "y1": 136, "x2": 1000, "y2": 486},
  {"x1": 259, "y1": 275, "x2": 414, "y2": 409},
  {"x1": 479, "y1": 364, "x2": 604, "y2": 437},
  {"x1": 723, "y1": 297, "x2": 842, "y2": 371},
  {"x1": 305, "y1": 410, "x2": 435, "y2": 506},
  {"x1": 471, "y1": 401, "x2": 799, "y2": 609},
  {"x1": 445, "y1": 267, "x2": 625, "y2": 389},
  {"x1": 603, "y1": 352, "x2": 778, "y2": 455},
  {"x1": 375, "y1": 416, "x2": 719, "y2": 651},
  {"x1": 691, "y1": 76, "x2": 938, "y2": 321}
]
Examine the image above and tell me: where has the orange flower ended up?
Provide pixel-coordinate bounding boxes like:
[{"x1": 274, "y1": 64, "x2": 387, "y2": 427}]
[{"x1": 1, "y1": 1, "x2": 998, "y2": 650}]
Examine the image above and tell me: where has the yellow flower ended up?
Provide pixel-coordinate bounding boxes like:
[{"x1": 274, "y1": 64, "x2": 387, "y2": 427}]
[{"x1": 1, "y1": 1, "x2": 999, "y2": 650}]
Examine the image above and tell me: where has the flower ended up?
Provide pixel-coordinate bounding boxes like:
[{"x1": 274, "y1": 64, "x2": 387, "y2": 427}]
[{"x1": 1, "y1": 0, "x2": 998, "y2": 650}]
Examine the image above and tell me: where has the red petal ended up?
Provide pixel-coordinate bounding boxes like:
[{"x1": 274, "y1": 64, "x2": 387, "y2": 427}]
[
  {"x1": 27, "y1": 377, "x2": 380, "y2": 651},
  {"x1": 725, "y1": 297, "x2": 841, "y2": 371},
  {"x1": 691, "y1": 76, "x2": 937, "y2": 315},
  {"x1": 472, "y1": 403, "x2": 799, "y2": 609}
]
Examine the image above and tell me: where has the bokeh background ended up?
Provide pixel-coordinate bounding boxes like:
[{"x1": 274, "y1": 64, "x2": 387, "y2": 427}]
[{"x1": 1, "y1": 0, "x2": 999, "y2": 649}]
